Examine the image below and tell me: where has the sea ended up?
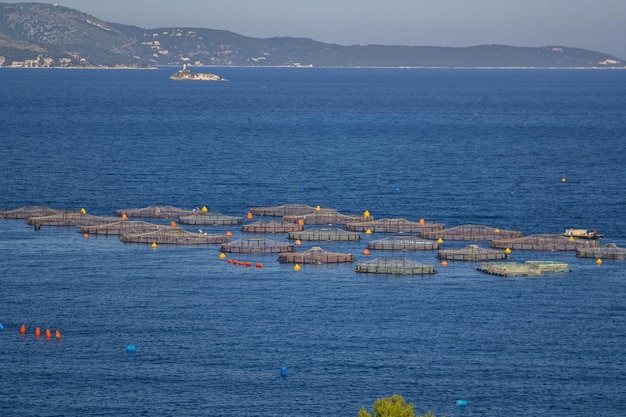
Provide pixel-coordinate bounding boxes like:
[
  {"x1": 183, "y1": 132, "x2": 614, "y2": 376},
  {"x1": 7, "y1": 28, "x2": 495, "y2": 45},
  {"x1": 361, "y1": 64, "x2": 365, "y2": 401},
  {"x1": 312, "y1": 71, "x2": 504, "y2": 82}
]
[{"x1": 0, "y1": 67, "x2": 625, "y2": 417}]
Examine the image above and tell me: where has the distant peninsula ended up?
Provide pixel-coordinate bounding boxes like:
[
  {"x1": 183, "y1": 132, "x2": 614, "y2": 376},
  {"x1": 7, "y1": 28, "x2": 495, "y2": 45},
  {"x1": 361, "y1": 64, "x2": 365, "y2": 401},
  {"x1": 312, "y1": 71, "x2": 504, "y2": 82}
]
[
  {"x1": 169, "y1": 65, "x2": 226, "y2": 81},
  {"x1": 0, "y1": 2, "x2": 623, "y2": 69}
]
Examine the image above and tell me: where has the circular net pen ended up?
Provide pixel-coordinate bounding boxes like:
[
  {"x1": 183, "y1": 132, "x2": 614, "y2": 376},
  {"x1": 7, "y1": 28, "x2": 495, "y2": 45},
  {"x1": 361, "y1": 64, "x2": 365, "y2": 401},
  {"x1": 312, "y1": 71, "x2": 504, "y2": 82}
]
[
  {"x1": 122, "y1": 228, "x2": 228, "y2": 245},
  {"x1": 421, "y1": 224, "x2": 523, "y2": 241},
  {"x1": 437, "y1": 244, "x2": 509, "y2": 261},
  {"x1": 242, "y1": 220, "x2": 304, "y2": 233},
  {"x1": 279, "y1": 246, "x2": 355, "y2": 264},
  {"x1": 288, "y1": 227, "x2": 361, "y2": 242},
  {"x1": 491, "y1": 234, "x2": 601, "y2": 251},
  {"x1": 115, "y1": 205, "x2": 195, "y2": 219},
  {"x1": 354, "y1": 258, "x2": 436, "y2": 275},
  {"x1": 80, "y1": 220, "x2": 162, "y2": 236},
  {"x1": 220, "y1": 238, "x2": 294, "y2": 254},
  {"x1": 367, "y1": 236, "x2": 439, "y2": 251},
  {"x1": 179, "y1": 212, "x2": 242, "y2": 226},
  {"x1": 28, "y1": 213, "x2": 120, "y2": 228},
  {"x1": 249, "y1": 203, "x2": 320, "y2": 217},
  {"x1": 1, "y1": 206, "x2": 67, "y2": 220},
  {"x1": 577, "y1": 243, "x2": 626, "y2": 260},
  {"x1": 346, "y1": 218, "x2": 444, "y2": 234},
  {"x1": 284, "y1": 209, "x2": 370, "y2": 225}
]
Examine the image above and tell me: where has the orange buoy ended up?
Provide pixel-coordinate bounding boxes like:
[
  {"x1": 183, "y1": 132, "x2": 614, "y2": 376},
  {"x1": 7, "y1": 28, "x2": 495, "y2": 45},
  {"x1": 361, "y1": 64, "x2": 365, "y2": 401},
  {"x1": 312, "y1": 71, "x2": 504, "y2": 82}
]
[
  {"x1": 35, "y1": 327, "x2": 41, "y2": 337},
  {"x1": 363, "y1": 248, "x2": 370, "y2": 256},
  {"x1": 297, "y1": 219, "x2": 304, "y2": 226},
  {"x1": 419, "y1": 218, "x2": 425, "y2": 225},
  {"x1": 83, "y1": 233, "x2": 89, "y2": 239},
  {"x1": 121, "y1": 213, "x2": 128, "y2": 220},
  {"x1": 227, "y1": 258, "x2": 233, "y2": 264},
  {"x1": 226, "y1": 231, "x2": 233, "y2": 237},
  {"x1": 20, "y1": 324, "x2": 26, "y2": 334},
  {"x1": 247, "y1": 212, "x2": 253, "y2": 220},
  {"x1": 55, "y1": 330, "x2": 62, "y2": 340},
  {"x1": 441, "y1": 260, "x2": 448, "y2": 267},
  {"x1": 45, "y1": 328, "x2": 51, "y2": 339},
  {"x1": 245, "y1": 261, "x2": 252, "y2": 267},
  {"x1": 170, "y1": 221, "x2": 177, "y2": 228},
  {"x1": 256, "y1": 263, "x2": 263, "y2": 268},
  {"x1": 295, "y1": 239, "x2": 302, "y2": 246}
]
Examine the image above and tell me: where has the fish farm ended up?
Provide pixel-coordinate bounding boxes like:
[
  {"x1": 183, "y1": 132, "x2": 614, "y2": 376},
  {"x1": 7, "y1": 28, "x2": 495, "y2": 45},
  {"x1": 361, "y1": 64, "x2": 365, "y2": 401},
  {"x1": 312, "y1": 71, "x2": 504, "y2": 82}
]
[
  {"x1": 80, "y1": 220, "x2": 161, "y2": 236},
  {"x1": 576, "y1": 243, "x2": 626, "y2": 260},
  {"x1": 179, "y1": 212, "x2": 243, "y2": 226},
  {"x1": 284, "y1": 209, "x2": 369, "y2": 225},
  {"x1": 220, "y1": 238, "x2": 294, "y2": 254},
  {"x1": 477, "y1": 261, "x2": 571, "y2": 277},
  {"x1": 249, "y1": 203, "x2": 321, "y2": 217},
  {"x1": 28, "y1": 212, "x2": 120, "y2": 228},
  {"x1": 241, "y1": 220, "x2": 304, "y2": 233},
  {"x1": 367, "y1": 236, "x2": 439, "y2": 251},
  {"x1": 354, "y1": 258, "x2": 436, "y2": 275},
  {"x1": 437, "y1": 244, "x2": 509, "y2": 261},
  {"x1": 346, "y1": 218, "x2": 444, "y2": 234},
  {"x1": 421, "y1": 224, "x2": 523, "y2": 241},
  {"x1": 490, "y1": 234, "x2": 601, "y2": 251},
  {"x1": 0, "y1": 205, "x2": 67, "y2": 219},
  {"x1": 278, "y1": 246, "x2": 355, "y2": 264},
  {"x1": 115, "y1": 205, "x2": 195, "y2": 219},
  {"x1": 122, "y1": 228, "x2": 229, "y2": 245},
  {"x1": 288, "y1": 227, "x2": 361, "y2": 242}
]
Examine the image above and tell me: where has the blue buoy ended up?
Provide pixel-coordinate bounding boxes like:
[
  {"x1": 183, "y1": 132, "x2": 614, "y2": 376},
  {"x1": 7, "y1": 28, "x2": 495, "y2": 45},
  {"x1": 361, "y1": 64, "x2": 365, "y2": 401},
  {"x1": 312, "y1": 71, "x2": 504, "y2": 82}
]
[
  {"x1": 280, "y1": 365, "x2": 287, "y2": 377},
  {"x1": 456, "y1": 400, "x2": 468, "y2": 408},
  {"x1": 396, "y1": 188, "x2": 401, "y2": 193},
  {"x1": 0, "y1": 323, "x2": 4, "y2": 330},
  {"x1": 126, "y1": 345, "x2": 137, "y2": 353}
]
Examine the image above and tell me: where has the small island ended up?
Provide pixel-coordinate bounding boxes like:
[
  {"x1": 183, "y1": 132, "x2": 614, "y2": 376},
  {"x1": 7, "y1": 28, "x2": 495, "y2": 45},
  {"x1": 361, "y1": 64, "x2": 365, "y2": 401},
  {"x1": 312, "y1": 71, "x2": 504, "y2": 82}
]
[{"x1": 169, "y1": 64, "x2": 226, "y2": 81}]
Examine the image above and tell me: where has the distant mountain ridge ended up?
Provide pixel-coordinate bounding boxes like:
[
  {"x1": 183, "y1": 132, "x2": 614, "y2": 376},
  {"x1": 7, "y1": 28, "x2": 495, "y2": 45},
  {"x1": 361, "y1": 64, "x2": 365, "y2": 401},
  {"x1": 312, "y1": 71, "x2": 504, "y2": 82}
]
[{"x1": 0, "y1": 2, "x2": 623, "y2": 68}]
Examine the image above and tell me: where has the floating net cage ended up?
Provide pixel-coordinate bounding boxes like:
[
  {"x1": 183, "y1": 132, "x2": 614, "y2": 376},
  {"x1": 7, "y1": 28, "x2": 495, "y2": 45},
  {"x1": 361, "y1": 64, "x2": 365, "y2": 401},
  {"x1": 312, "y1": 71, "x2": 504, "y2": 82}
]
[
  {"x1": 279, "y1": 246, "x2": 355, "y2": 264},
  {"x1": 0, "y1": 206, "x2": 67, "y2": 219},
  {"x1": 27, "y1": 213, "x2": 120, "y2": 228},
  {"x1": 577, "y1": 243, "x2": 626, "y2": 260},
  {"x1": 249, "y1": 203, "x2": 320, "y2": 217},
  {"x1": 367, "y1": 236, "x2": 439, "y2": 251},
  {"x1": 115, "y1": 205, "x2": 194, "y2": 219},
  {"x1": 288, "y1": 227, "x2": 361, "y2": 242},
  {"x1": 346, "y1": 218, "x2": 444, "y2": 234},
  {"x1": 242, "y1": 220, "x2": 304, "y2": 233},
  {"x1": 477, "y1": 260, "x2": 571, "y2": 277},
  {"x1": 220, "y1": 238, "x2": 294, "y2": 254},
  {"x1": 284, "y1": 209, "x2": 370, "y2": 225},
  {"x1": 122, "y1": 228, "x2": 228, "y2": 245},
  {"x1": 421, "y1": 224, "x2": 523, "y2": 241},
  {"x1": 354, "y1": 258, "x2": 436, "y2": 275},
  {"x1": 437, "y1": 244, "x2": 508, "y2": 261},
  {"x1": 80, "y1": 220, "x2": 162, "y2": 236},
  {"x1": 490, "y1": 234, "x2": 600, "y2": 251},
  {"x1": 179, "y1": 212, "x2": 242, "y2": 226}
]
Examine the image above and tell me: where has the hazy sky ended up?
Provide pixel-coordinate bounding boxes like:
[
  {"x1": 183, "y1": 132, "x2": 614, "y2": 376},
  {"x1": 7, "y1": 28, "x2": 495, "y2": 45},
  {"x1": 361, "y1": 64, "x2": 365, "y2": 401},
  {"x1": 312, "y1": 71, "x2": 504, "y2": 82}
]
[{"x1": 6, "y1": 1, "x2": 626, "y2": 59}]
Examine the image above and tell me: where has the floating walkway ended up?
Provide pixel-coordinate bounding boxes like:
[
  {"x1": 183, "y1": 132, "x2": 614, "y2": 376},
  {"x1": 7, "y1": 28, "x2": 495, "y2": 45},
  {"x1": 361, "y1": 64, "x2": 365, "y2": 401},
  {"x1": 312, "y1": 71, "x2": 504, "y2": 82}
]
[
  {"x1": 122, "y1": 228, "x2": 228, "y2": 245},
  {"x1": 577, "y1": 243, "x2": 626, "y2": 260},
  {"x1": 115, "y1": 205, "x2": 195, "y2": 219},
  {"x1": 242, "y1": 220, "x2": 304, "y2": 233},
  {"x1": 249, "y1": 203, "x2": 320, "y2": 217},
  {"x1": 477, "y1": 260, "x2": 571, "y2": 277},
  {"x1": 279, "y1": 247, "x2": 354, "y2": 264},
  {"x1": 220, "y1": 238, "x2": 294, "y2": 254},
  {"x1": 490, "y1": 234, "x2": 601, "y2": 251},
  {"x1": 346, "y1": 218, "x2": 444, "y2": 234},
  {"x1": 288, "y1": 227, "x2": 361, "y2": 242},
  {"x1": 0, "y1": 205, "x2": 67, "y2": 219},
  {"x1": 421, "y1": 224, "x2": 523, "y2": 241},
  {"x1": 28, "y1": 212, "x2": 120, "y2": 228},
  {"x1": 179, "y1": 212, "x2": 242, "y2": 226},
  {"x1": 367, "y1": 236, "x2": 439, "y2": 251},
  {"x1": 80, "y1": 220, "x2": 161, "y2": 236},
  {"x1": 437, "y1": 244, "x2": 509, "y2": 261},
  {"x1": 354, "y1": 258, "x2": 436, "y2": 275},
  {"x1": 284, "y1": 209, "x2": 369, "y2": 225}
]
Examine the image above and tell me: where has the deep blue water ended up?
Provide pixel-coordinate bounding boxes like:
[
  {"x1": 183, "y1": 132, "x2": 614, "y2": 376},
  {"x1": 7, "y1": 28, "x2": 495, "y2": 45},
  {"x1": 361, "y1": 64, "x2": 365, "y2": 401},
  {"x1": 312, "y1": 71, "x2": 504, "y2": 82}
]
[{"x1": 1, "y1": 67, "x2": 625, "y2": 416}]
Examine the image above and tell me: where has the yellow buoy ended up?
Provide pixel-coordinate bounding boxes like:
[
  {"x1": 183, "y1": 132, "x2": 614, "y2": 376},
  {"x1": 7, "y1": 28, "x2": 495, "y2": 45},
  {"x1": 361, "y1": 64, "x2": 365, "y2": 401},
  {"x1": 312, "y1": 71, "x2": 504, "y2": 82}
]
[
  {"x1": 80, "y1": 207, "x2": 86, "y2": 215},
  {"x1": 494, "y1": 228, "x2": 500, "y2": 233},
  {"x1": 219, "y1": 252, "x2": 226, "y2": 259},
  {"x1": 596, "y1": 258, "x2": 603, "y2": 265},
  {"x1": 365, "y1": 229, "x2": 372, "y2": 235},
  {"x1": 568, "y1": 235, "x2": 574, "y2": 241},
  {"x1": 202, "y1": 206, "x2": 208, "y2": 212},
  {"x1": 294, "y1": 264, "x2": 301, "y2": 271},
  {"x1": 437, "y1": 238, "x2": 444, "y2": 244},
  {"x1": 151, "y1": 242, "x2": 157, "y2": 249},
  {"x1": 315, "y1": 205, "x2": 321, "y2": 211},
  {"x1": 505, "y1": 247, "x2": 512, "y2": 254},
  {"x1": 363, "y1": 210, "x2": 370, "y2": 218}
]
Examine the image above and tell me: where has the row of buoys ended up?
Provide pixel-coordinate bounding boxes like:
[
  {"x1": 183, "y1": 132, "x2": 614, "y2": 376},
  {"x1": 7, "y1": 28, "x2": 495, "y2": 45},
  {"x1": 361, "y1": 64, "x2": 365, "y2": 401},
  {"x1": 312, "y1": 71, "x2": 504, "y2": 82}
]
[
  {"x1": 222, "y1": 253, "x2": 263, "y2": 268},
  {"x1": 19, "y1": 324, "x2": 62, "y2": 339}
]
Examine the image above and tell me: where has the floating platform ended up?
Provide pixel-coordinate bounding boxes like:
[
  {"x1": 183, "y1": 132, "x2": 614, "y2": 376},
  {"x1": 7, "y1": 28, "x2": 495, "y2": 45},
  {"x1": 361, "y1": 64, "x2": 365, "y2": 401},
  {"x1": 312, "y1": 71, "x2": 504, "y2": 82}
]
[
  {"x1": 220, "y1": 238, "x2": 294, "y2": 254},
  {"x1": 249, "y1": 203, "x2": 320, "y2": 217},
  {"x1": 354, "y1": 258, "x2": 436, "y2": 275},
  {"x1": 115, "y1": 205, "x2": 195, "y2": 219},
  {"x1": 346, "y1": 218, "x2": 444, "y2": 234},
  {"x1": 288, "y1": 227, "x2": 361, "y2": 242},
  {"x1": 437, "y1": 244, "x2": 509, "y2": 261},
  {"x1": 367, "y1": 236, "x2": 439, "y2": 251},
  {"x1": 179, "y1": 212, "x2": 242, "y2": 226},
  {"x1": 242, "y1": 220, "x2": 304, "y2": 233},
  {"x1": 576, "y1": 243, "x2": 626, "y2": 260},
  {"x1": 28, "y1": 212, "x2": 120, "y2": 228},
  {"x1": 421, "y1": 224, "x2": 523, "y2": 241},
  {"x1": 477, "y1": 260, "x2": 571, "y2": 277},
  {"x1": 279, "y1": 246, "x2": 354, "y2": 264},
  {"x1": 80, "y1": 220, "x2": 161, "y2": 236},
  {"x1": 0, "y1": 205, "x2": 67, "y2": 219},
  {"x1": 284, "y1": 209, "x2": 370, "y2": 225},
  {"x1": 490, "y1": 234, "x2": 601, "y2": 251},
  {"x1": 122, "y1": 228, "x2": 228, "y2": 245}
]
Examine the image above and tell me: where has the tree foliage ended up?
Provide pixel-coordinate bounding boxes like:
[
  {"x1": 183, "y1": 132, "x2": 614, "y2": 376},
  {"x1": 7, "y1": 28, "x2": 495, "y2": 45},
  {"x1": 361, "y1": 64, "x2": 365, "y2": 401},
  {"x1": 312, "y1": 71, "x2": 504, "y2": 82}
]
[{"x1": 358, "y1": 395, "x2": 442, "y2": 417}]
